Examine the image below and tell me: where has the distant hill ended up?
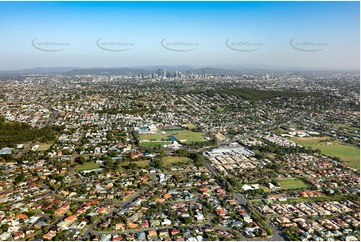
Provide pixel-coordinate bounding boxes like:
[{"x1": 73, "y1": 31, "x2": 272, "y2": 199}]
[
  {"x1": 0, "y1": 65, "x2": 358, "y2": 77},
  {"x1": 190, "y1": 67, "x2": 239, "y2": 75},
  {"x1": 65, "y1": 68, "x2": 153, "y2": 76},
  {"x1": 0, "y1": 67, "x2": 78, "y2": 75},
  {"x1": 65, "y1": 67, "x2": 242, "y2": 76}
]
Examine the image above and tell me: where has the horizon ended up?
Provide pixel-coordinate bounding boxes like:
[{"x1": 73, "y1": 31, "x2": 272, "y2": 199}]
[
  {"x1": 0, "y1": 1, "x2": 359, "y2": 70},
  {"x1": 1, "y1": 64, "x2": 360, "y2": 73}
]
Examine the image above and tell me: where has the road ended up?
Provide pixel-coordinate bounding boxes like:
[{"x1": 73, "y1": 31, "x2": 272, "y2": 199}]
[
  {"x1": 15, "y1": 143, "x2": 32, "y2": 159},
  {"x1": 233, "y1": 193, "x2": 286, "y2": 241},
  {"x1": 268, "y1": 111, "x2": 307, "y2": 131},
  {"x1": 215, "y1": 225, "x2": 246, "y2": 240},
  {"x1": 69, "y1": 155, "x2": 81, "y2": 184},
  {"x1": 15, "y1": 108, "x2": 58, "y2": 159},
  {"x1": 202, "y1": 154, "x2": 220, "y2": 177},
  {"x1": 204, "y1": 153, "x2": 286, "y2": 241},
  {"x1": 92, "y1": 226, "x2": 174, "y2": 235},
  {"x1": 81, "y1": 174, "x2": 156, "y2": 240}
]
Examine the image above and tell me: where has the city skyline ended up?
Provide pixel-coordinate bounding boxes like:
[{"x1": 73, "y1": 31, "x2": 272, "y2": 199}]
[{"x1": 0, "y1": 1, "x2": 359, "y2": 70}]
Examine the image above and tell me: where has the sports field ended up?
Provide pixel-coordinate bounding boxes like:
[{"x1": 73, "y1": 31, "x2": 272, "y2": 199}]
[
  {"x1": 141, "y1": 141, "x2": 171, "y2": 147},
  {"x1": 162, "y1": 156, "x2": 192, "y2": 167},
  {"x1": 166, "y1": 130, "x2": 206, "y2": 144},
  {"x1": 140, "y1": 133, "x2": 168, "y2": 141},
  {"x1": 185, "y1": 123, "x2": 196, "y2": 129},
  {"x1": 140, "y1": 129, "x2": 206, "y2": 145},
  {"x1": 37, "y1": 141, "x2": 55, "y2": 152},
  {"x1": 75, "y1": 162, "x2": 101, "y2": 172},
  {"x1": 290, "y1": 136, "x2": 360, "y2": 170},
  {"x1": 120, "y1": 160, "x2": 150, "y2": 168},
  {"x1": 277, "y1": 178, "x2": 309, "y2": 190}
]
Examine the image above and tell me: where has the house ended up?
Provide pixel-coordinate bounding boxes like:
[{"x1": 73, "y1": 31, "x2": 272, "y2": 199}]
[
  {"x1": 162, "y1": 219, "x2": 172, "y2": 226},
  {"x1": 147, "y1": 230, "x2": 158, "y2": 238},
  {"x1": 164, "y1": 193, "x2": 172, "y2": 200},
  {"x1": 229, "y1": 220, "x2": 242, "y2": 227},
  {"x1": 28, "y1": 216, "x2": 40, "y2": 224},
  {"x1": 170, "y1": 228, "x2": 181, "y2": 236},
  {"x1": 195, "y1": 214, "x2": 205, "y2": 221},
  {"x1": 139, "y1": 220, "x2": 149, "y2": 228},
  {"x1": 57, "y1": 221, "x2": 70, "y2": 230},
  {"x1": 242, "y1": 184, "x2": 253, "y2": 191},
  {"x1": 215, "y1": 208, "x2": 227, "y2": 217},
  {"x1": 34, "y1": 219, "x2": 46, "y2": 228},
  {"x1": 77, "y1": 207, "x2": 87, "y2": 214},
  {"x1": 100, "y1": 234, "x2": 112, "y2": 241},
  {"x1": 227, "y1": 199, "x2": 237, "y2": 205},
  {"x1": 114, "y1": 223, "x2": 125, "y2": 231},
  {"x1": 43, "y1": 230, "x2": 57, "y2": 240},
  {"x1": 64, "y1": 215, "x2": 77, "y2": 223},
  {"x1": 112, "y1": 235, "x2": 123, "y2": 241},
  {"x1": 242, "y1": 214, "x2": 253, "y2": 223},
  {"x1": 198, "y1": 187, "x2": 210, "y2": 194},
  {"x1": 268, "y1": 182, "x2": 280, "y2": 190},
  {"x1": 83, "y1": 201, "x2": 100, "y2": 206},
  {"x1": 13, "y1": 232, "x2": 25, "y2": 240},
  {"x1": 136, "y1": 232, "x2": 146, "y2": 241},
  {"x1": 215, "y1": 188, "x2": 226, "y2": 196},
  {"x1": 25, "y1": 230, "x2": 35, "y2": 239},
  {"x1": 343, "y1": 235, "x2": 359, "y2": 241},
  {"x1": 244, "y1": 227, "x2": 255, "y2": 237},
  {"x1": 17, "y1": 213, "x2": 28, "y2": 220},
  {"x1": 158, "y1": 229, "x2": 169, "y2": 238},
  {"x1": 150, "y1": 220, "x2": 160, "y2": 227},
  {"x1": 0, "y1": 232, "x2": 11, "y2": 241},
  {"x1": 54, "y1": 203, "x2": 70, "y2": 215},
  {"x1": 267, "y1": 194, "x2": 283, "y2": 200},
  {"x1": 196, "y1": 235, "x2": 204, "y2": 241},
  {"x1": 97, "y1": 207, "x2": 108, "y2": 214},
  {"x1": 127, "y1": 222, "x2": 138, "y2": 229},
  {"x1": 124, "y1": 233, "x2": 135, "y2": 240}
]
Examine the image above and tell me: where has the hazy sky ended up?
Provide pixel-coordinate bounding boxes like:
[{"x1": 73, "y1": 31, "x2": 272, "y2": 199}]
[{"x1": 0, "y1": 1, "x2": 359, "y2": 70}]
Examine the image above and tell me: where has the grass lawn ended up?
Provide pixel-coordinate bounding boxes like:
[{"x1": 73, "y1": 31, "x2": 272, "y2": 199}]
[
  {"x1": 290, "y1": 136, "x2": 332, "y2": 146},
  {"x1": 75, "y1": 162, "x2": 101, "y2": 172},
  {"x1": 278, "y1": 178, "x2": 309, "y2": 190},
  {"x1": 162, "y1": 156, "x2": 192, "y2": 167},
  {"x1": 139, "y1": 129, "x2": 206, "y2": 145},
  {"x1": 290, "y1": 136, "x2": 360, "y2": 170},
  {"x1": 166, "y1": 130, "x2": 206, "y2": 144},
  {"x1": 37, "y1": 141, "x2": 55, "y2": 152},
  {"x1": 333, "y1": 123, "x2": 360, "y2": 131},
  {"x1": 140, "y1": 133, "x2": 168, "y2": 141},
  {"x1": 259, "y1": 185, "x2": 272, "y2": 193},
  {"x1": 140, "y1": 141, "x2": 171, "y2": 147},
  {"x1": 120, "y1": 160, "x2": 150, "y2": 168},
  {"x1": 286, "y1": 196, "x2": 333, "y2": 203},
  {"x1": 251, "y1": 199, "x2": 264, "y2": 206},
  {"x1": 266, "y1": 153, "x2": 277, "y2": 159},
  {"x1": 185, "y1": 123, "x2": 196, "y2": 129}
]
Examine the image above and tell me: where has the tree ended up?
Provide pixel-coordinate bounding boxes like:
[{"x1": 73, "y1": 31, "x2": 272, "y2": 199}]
[
  {"x1": 158, "y1": 149, "x2": 166, "y2": 158},
  {"x1": 109, "y1": 150, "x2": 118, "y2": 157},
  {"x1": 14, "y1": 173, "x2": 25, "y2": 185},
  {"x1": 0, "y1": 224, "x2": 9, "y2": 232},
  {"x1": 201, "y1": 174, "x2": 208, "y2": 181},
  {"x1": 75, "y1": 155, "x2": 86, "y2": 165},
  {"x1": 183, "y1": 217, "x2": 192, "y2": 224}
]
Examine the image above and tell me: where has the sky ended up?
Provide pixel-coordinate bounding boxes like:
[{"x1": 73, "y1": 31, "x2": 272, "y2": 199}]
[{"x1": 0, "y1": 1, "x2": 359, "y2": 70}]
